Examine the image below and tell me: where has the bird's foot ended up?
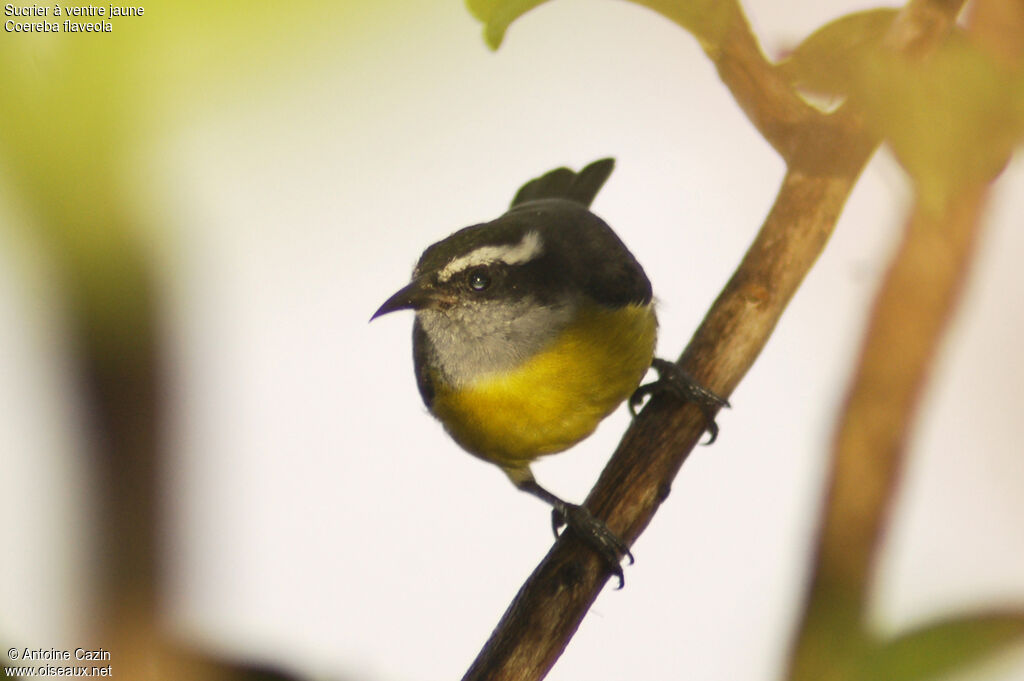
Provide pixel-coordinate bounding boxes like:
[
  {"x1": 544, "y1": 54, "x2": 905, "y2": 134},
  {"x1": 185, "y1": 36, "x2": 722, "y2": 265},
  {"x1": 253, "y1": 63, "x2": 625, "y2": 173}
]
[
  {"x1": 550, "y1": 502, "x2": 634, "y2": 589},
  {"x1": 629, "y1": 358, "x2": 730, "y2": 444}
]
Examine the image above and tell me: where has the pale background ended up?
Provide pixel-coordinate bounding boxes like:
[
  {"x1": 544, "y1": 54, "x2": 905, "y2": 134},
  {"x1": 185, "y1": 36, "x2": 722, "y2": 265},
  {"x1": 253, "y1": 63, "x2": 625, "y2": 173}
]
[{"x1": 1, "y1": 1, "x2": 1023, "y2": 679}]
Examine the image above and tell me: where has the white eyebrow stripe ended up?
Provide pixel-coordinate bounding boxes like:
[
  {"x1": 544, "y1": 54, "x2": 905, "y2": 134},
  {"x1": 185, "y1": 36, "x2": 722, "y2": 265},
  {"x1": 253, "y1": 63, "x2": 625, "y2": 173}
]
[{"x1": 438, "y1": 230, "x2": 544, "y2": 281}]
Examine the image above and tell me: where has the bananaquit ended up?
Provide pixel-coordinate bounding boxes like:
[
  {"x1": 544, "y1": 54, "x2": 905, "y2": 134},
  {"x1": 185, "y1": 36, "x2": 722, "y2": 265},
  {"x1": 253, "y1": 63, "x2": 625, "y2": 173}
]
[{"x1": 372, "y1": 158, "x2": 727, "y2": 585}]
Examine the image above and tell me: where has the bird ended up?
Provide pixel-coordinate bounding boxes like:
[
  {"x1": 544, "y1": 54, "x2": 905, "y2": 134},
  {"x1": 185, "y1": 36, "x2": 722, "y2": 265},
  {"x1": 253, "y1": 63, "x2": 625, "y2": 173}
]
[{"x1": 371, "y1": 158, "x2": 728, "y2": 586}]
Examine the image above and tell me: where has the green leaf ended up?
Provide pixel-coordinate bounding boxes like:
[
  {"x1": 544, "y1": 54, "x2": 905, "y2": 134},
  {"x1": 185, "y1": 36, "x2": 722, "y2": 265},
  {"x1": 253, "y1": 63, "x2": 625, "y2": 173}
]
[
  {"x1": 465, "y1": 0, "x2": 740, "y2": 52},
  {"x1": 778, "y1": 8, "x2": 899, "y2": 98},
  {"x1": 856, "y1": 35, "x2": 1024, "y2": 209},
  {"x1": 779, "y1": 9, "x2": 1024, "y2": 208},
  {"x1": 465, "y1": 0, "x2": 550, "y2": 49},
  {"x1": 866, "y1": 612, "x2": 1024, "y2": 681}
]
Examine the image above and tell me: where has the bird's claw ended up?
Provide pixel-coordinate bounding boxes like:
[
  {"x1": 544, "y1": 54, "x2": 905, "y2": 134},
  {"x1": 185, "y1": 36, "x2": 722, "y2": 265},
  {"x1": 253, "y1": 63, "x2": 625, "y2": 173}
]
[
  {"x1": 551, "y1": 503, "x2": 634, "y2": 589},
  {"x1": 629, "y1": 358, "x2": 730, "y2": 445}
]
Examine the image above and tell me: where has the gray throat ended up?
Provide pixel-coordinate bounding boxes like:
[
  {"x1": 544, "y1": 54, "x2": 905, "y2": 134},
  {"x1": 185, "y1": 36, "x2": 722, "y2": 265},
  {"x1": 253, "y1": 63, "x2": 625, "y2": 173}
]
[{"x1": 417, "y1": 297, "x2": 574, "y2": 388}]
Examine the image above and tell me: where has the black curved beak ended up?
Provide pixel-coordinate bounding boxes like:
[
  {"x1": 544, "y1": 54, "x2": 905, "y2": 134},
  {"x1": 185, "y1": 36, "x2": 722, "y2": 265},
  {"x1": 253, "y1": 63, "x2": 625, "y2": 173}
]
[{"x1": 370, "y1": 276, "x2": 436, "y2": 321}]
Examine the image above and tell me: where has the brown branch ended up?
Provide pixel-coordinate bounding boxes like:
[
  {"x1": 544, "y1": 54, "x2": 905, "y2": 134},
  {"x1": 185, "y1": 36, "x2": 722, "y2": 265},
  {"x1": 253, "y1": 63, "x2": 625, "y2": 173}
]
[
  {"x1": 787, "y1": 1, "x2": 1023, "y2": 677},
  {"x1": 787, "y1": 182, "x2": 991, "y2": 681},
  {"x1": 830, "y1": 190, "x2": 988, "y2": 596},
  {"x1": 461, "y1": 1, "x2": 965, "y2": 680},
  {"x1": 463, "y1": 147, "x2": 874, "y2": 681}
]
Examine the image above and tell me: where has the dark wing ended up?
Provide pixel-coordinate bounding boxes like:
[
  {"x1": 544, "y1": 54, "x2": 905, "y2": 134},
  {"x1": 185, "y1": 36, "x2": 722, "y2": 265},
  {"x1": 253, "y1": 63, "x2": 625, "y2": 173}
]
[
  {"x1": 511, "y1": 158, "x2": 615, "y2": 209},
  {"x1": 562, "y1": 209, "x2": 652, "y2": 307},
  {"x1": 502, "y1": 199, "x2": 652, "y2": 308}
]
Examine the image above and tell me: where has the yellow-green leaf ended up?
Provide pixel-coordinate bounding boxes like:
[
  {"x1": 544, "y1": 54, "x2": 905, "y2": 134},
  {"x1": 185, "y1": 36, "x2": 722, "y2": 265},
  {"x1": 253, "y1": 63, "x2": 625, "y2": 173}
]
[
  {"x1": 465, "y1": 0, "x2": 550, "y2": 49},
  {"x1": 856, "y1": 35, "x2": 1024, "y2": 209},
  {"x1": 466, "y1": 0, "x2": 740, "y2": 52},
  {"x1": 867, "y1": 613, "x2": 1024, "y2": 681},
  {"x1": 778, "y1": 8, "x2": 898, "y2": 98}
]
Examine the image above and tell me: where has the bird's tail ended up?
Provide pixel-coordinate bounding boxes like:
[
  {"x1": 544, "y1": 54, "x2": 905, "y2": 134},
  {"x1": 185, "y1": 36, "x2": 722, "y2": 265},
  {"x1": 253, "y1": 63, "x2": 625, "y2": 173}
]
[{"x1": 510, "y1": 158, "x2": 615, "y2": 209}]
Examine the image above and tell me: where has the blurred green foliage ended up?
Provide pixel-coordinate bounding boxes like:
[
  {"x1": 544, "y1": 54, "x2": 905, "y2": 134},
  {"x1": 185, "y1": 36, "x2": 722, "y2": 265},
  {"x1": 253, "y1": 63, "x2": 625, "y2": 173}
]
[
  {"x1": 0, "y1": 0, "x2": 389, "y2": 339},
  {"x1": 0, "y1": 3, "x2": 397, "y2": 678},
  {"x1": 781, "y1": 9, "x2": 1024, "y2": 212},
  {"x1": 867, "y1": 614, "x2": 1024, "y2": 681},
  {"x1": 857, "y1": 35, "x2": 1024, "y2": 211},
  {"x1": 467, "y1": 0, "x2": 739, "y2": 50},
  {"x1": 466, "y1": 0, "x2": 547, "y2": 48},
  {"x1": 778, "y1": 9, "x2": 899, "y2": 96}
]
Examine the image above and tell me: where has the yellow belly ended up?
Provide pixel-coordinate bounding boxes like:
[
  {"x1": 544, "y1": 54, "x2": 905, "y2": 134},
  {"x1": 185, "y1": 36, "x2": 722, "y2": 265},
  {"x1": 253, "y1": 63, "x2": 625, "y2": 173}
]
[{"x1": 430, "y1": 303, "x2": 657, "y2": 468}]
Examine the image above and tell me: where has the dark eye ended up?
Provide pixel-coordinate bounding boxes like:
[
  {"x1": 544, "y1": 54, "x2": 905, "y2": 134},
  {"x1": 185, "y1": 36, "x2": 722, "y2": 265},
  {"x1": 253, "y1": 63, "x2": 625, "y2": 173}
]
[{"x1": 467, "y1": 268, "x2": 491, "y2": 291}]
